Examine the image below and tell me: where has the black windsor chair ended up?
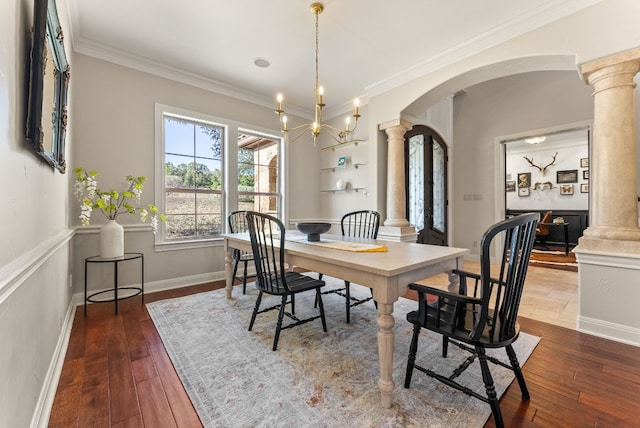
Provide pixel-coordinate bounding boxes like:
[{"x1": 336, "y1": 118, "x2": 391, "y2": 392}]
[
  {"x1": 245, "y1": 211, "x2": 328, "y2": 351},
  {"x1": 403, "y1": 212, "x2": 539, "y2": 428}
]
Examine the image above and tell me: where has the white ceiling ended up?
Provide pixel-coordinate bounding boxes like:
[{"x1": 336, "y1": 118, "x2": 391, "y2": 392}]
[{"x1": 66, "y1": 0, "x2": 601, "y2": 117}]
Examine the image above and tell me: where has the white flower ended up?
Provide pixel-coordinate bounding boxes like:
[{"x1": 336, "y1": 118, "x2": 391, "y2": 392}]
[
  {"x1": 150, "y1": 215, "x2": 159, "y2": 234},
  {"x1": 73, "y1": 168, "x2": 164, "y2": 234}
]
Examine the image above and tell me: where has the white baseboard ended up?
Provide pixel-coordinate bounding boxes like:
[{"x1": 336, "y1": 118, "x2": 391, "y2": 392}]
[
  {"x1": 72, "y1": 271, "x2": 227, "y2": 307},
  {"x1": 578, "y1": 316, "x2": 640, "y2": 348},
  {"x1": 31, "y1": 298, "x2": 77, "y2": 428}
]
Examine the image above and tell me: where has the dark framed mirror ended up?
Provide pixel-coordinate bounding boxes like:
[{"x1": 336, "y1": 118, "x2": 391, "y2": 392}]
[{"x1": 26, "y1": 0, "x2": 70, "y2": 173}]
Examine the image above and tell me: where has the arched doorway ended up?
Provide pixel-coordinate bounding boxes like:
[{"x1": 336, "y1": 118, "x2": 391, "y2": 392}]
[{"x1": 405, "y1": 125, "x2": 448, "y2": 245}]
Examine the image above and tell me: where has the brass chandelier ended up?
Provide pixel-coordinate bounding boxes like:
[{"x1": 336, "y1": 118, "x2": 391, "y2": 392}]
[{"x1": 275, "y1": 2, "x2": 360, "y2": 144}]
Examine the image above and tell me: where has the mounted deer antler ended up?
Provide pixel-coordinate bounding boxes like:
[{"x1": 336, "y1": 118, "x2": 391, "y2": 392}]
[{"x1": 523, "y1": 152, "x2": 558, "y2": 176}]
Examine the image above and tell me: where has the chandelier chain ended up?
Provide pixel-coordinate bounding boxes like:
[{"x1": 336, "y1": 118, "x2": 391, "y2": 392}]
[{"x1": 315, "y1": 8, "x2": 319, "y2": 94}]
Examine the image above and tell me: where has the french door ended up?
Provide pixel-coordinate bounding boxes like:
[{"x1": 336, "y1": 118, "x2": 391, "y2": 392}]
[{"x1": 405, "y1": 125, "x2": 448, "y2": 245}]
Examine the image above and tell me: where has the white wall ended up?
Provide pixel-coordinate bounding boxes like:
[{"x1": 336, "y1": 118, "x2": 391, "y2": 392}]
[
  {"x1": 0, "y1": 0, "x2": 75, "y2": 426},
  {"x1": 506, "y1": 138, "x2": 589, "y2": 211}
]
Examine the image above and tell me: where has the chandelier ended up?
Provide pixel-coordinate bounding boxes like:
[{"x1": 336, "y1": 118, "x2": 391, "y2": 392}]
[{"x1": 275, "y1": 2, "x2": 360, "y2": 144}]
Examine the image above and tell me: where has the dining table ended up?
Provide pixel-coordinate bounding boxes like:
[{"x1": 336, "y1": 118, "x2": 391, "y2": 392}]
[{"x1": 221, "y1": 230, "x2": 469, "y2": 409}]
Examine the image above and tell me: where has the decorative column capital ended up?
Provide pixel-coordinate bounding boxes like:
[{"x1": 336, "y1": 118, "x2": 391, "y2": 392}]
[
  {"x1": 582, "y1": 48, "x2": 640, "y2": 91},
  {"x1": 378, "y1": 119, "x2": 411, "y2": 139}
]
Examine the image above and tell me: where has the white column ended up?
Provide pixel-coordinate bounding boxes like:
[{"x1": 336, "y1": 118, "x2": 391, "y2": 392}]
[
  {"x1": 379, "y1": 119, "x2": 411, "y2": 227},
  {"x1": 580, "y1": 48, "x2": 640, "y2": 250},
  {"x1": 575, "y1": 48, "x2": 640, "y2": 347}
]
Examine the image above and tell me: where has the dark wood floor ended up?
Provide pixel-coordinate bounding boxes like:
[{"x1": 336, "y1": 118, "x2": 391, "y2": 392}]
[{"x1": 49, "y1": 281, "x2": 640, "y2": 427}]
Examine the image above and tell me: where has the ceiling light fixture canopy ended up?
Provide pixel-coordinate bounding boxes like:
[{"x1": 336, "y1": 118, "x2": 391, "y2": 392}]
[
  {"x1": 524, "y1": 136, "x2": 546, "y2": 145},
  {"x1": 275, "y1": 2, "x2": 360, "y2": 144}
]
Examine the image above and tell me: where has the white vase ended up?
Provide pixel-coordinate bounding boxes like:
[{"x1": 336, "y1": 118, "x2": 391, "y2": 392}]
[{"x1": 100, "y1": 220, "x2": 124, "y2": 258}]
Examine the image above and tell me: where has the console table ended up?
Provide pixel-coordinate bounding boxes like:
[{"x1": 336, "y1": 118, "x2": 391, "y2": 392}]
[{"x1": 84, "y1": 252, "x2": 144, "y2": 315}]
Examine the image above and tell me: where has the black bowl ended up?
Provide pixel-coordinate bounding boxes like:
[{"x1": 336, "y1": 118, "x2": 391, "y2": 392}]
[{"x1": 296, "y1": 222, "x2": 331, "y2": 241}]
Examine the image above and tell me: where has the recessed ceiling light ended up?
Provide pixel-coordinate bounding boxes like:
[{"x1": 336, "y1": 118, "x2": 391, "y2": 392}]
[{"x1": 254, "y1": 58, "x2": 270, "y2": 68}]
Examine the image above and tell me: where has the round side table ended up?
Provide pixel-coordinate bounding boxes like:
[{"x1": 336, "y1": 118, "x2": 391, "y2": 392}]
[{"x1": 84, "y1": 252, "x2": 144, "y2": 315}]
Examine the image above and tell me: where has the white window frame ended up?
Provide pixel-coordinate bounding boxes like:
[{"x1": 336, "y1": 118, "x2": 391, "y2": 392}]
[{"x1": 154, "y1": 103, "x2": 285, "y2": 251}]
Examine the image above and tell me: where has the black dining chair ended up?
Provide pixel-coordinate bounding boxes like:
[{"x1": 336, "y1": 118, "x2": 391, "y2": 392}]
[
  {"x1": 245, "y1": 211, "x2": 328, "y2": 351},
  {"x1": 318, "y1": 210, "x2": 380, "y2": 323},
  {"x1": 228, "y1": 210, "x2": 255, "y2": 294},
  {"x1": 403, "y1": 212, "x2": 539, "y2": 428}
]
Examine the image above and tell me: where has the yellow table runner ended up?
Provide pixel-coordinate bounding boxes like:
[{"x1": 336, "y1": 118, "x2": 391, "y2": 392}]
[{"x1": 288, "y1": 236, "x2": 387, "y2": 252}]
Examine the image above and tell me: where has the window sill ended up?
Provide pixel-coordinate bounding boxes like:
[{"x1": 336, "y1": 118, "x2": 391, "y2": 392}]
[{"x1": 154, "y1": 237, "x2": 224, "y2": 252}]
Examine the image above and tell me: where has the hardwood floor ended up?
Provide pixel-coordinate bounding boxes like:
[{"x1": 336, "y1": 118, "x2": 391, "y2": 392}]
[{"x1": 48, "y1": 265, "x2": 640, "y2": 427}]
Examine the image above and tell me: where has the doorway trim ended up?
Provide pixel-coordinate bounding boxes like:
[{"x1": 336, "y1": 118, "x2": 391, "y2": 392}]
[{"x1": 493, "y1": 120, "x2": 592, "y2": 257}]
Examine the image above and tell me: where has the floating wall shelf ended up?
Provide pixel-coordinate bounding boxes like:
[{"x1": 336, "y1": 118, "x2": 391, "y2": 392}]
[
  {"x1": 321, "y1": 163, "x2": 366, "y2": 172},
  {"x1": 321, "y1": 140, "x2": 365, "y2": 152}
]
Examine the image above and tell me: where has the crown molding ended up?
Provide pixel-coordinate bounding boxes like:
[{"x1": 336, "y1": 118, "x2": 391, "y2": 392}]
[{"x1": 365, "y1": 0, "x2": 603, "y2": 98}]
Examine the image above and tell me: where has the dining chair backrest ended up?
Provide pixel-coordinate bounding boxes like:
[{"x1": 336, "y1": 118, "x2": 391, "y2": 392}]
[
  {"x1": 228, "y1": 210, "x2": 249, "y2": 234},
  {"x1": 477, "y1": 212, "x2": 539, "y2": 342},
  {"x1": 228, "y1": 210, "x2": 253, "y2": 259},
  {"x1": 245, "y1": 211, "x2": 289, "y2": 294},
  {"x1": 341, "y1": 210, "x2": 380, "y2": 239}
]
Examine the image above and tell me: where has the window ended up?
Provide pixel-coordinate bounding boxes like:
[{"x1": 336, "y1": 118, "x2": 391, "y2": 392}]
[
  {"x1": 155, "y1": 104, "x2": 283, "y2": 247},
  {"x1": 237, "y1": 131, "x2": 280, "y2": 217},
  {"x1": 162, "y1": 113, "x2": 224, "y2": 241}
]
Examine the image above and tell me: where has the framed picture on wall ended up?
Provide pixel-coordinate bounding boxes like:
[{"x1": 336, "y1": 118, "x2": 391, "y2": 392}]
[
  {"x1": 506, "y1": 180, "x2": 516, "y2": 192},
  {"x1": 580, "y1": 158, "x2": 589, "y2": 168},
  {"x1": 518, "y1": 186, "x2": 530, "y2": 197},
  {"x1": 581, "y1": 183, "x2": 589, "y2": 193},
  {"x1": 583, "y1": 170, "x2": 589, "y2": 180},
  {"x1": 517, "y1": 172, "x2": 531, "y2": 188},
  {"x1": 560, "y1": 184, "x2": 574, "y2": 195},
  {"x1": 557, "y1": 170, "x2": 578, "y2": 183}
]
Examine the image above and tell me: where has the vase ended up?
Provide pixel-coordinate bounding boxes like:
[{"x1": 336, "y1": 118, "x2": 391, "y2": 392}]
[{"x1": 100, "y1": 220, "x2": 124, "y2": 258}]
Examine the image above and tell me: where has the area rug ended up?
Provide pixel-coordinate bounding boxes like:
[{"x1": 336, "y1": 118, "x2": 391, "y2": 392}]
[
  {"x1": 530, "y1": 245, "x2": 577, "y2": 271},
  {"x1": 147, "y1": 278, "x2": 540, "y2": 427}
]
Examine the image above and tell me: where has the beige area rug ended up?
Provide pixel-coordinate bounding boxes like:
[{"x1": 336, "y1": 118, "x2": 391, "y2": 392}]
[{"x1": 147, "y1": 277, "x2": 540, "y2": 428}]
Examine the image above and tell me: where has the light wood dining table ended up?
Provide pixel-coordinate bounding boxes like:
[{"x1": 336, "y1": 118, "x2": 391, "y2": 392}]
[{"x1": 221, "y1": 231, "x2": 469, "y2": 408}]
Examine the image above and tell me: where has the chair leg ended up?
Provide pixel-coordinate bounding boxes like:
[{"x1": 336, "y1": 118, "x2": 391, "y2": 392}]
[
  {"x1": 477, "y1": 346, "x2": 504, "y2": 428},
  {"x1": 506, "y1": 344, "x2": 530, "y2": 400},
  {"x1": 248, "y1": 291, "x2": 263, "y2": 331},
  {"x1": 316, "y1": 288, "x2": 328, "y2": 332},
  {"x1": 241, "y1": 260, "x2": 249, "y2": 294},
  {"x1": 369, "y1": 288, "x2": 377, "y2": 309},
  {"x1": 273, "y1": 295, "x2": 287, "y2": 351},
  {"x1": 314, "y1": 273, "x2": 324, "y2": 309},
  {"x1": 345, "y1": 281, "x2": 351, "y2": 323},
  {"x1": 291, "y1": 294, "x2": 295, "y2": 315},
  {"x1": 404, "y1": 323, "x2": 421, "y2": 388},
  {"x1": 442, "y1": 336, "x2": 449, "y2": 358}
]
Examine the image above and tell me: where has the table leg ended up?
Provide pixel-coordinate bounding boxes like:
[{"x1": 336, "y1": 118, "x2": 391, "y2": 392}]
[
  {"x1": 564, "y1": 224, "x2": 570, "y2": 255},
  {"x1": 140, "y1": 254, "x2": 144, "y2": 305},
  {"x1": 114, "y1": 261, "x2": 119, "y2": 315},
  {"x1": 224, "y1": 243, "x2": 237, "y2": 305},
  {"x1": 447, "y1": 256, "x2": 464, "y2": 292},
  {"x1": 376, "y1": 302, "x2": 395, "y2": 409},
  {"x1": 84, "y1": 260, "x2": 88, "y2": 316}
]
